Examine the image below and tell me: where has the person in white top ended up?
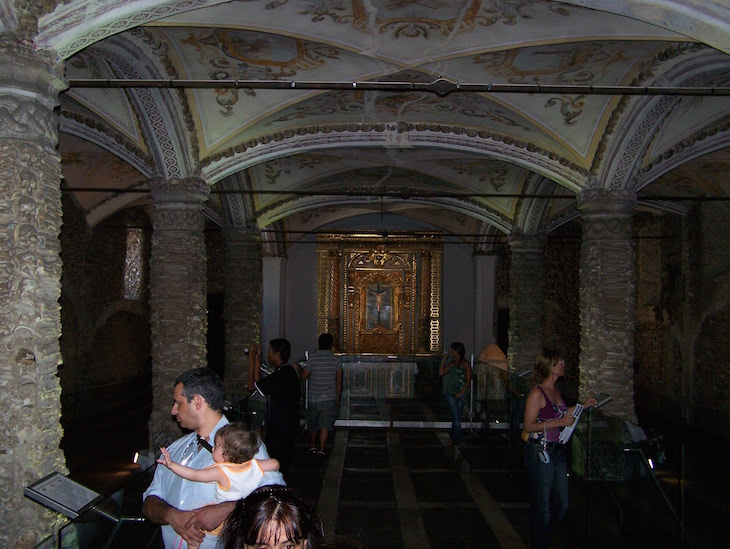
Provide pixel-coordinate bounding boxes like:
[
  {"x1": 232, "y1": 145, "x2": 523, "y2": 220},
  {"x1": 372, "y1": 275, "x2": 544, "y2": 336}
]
[
  {"x1": 156, "y1": 424, "x2": 279, "y2": 548},
  {"x1": 142, "y1": 368, "x2": 285, "y2": 549}
]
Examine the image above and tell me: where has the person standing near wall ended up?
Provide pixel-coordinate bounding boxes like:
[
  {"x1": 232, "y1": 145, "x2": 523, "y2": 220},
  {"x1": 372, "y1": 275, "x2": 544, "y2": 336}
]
[
  {"x1": 522, "y1": 348, "x2": 596, "y2": 549},
  {"x1": 250, "y1": 338, "x2": 301, "y2": 481},
  {"x1": 301, "y1": 333, "x2": 343, "y2": 457},
  {"x1": 439, "y1": 342, "x2": 473, "y2": 450}
]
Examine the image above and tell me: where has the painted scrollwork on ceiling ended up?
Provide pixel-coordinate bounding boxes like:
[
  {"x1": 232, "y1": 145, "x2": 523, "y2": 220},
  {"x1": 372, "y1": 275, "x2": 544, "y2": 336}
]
[
  {"x1": 295, "y1": 0, "x2": 556, "y2": 38},
  {"x1": 544, "y1": 94, "x2": 587, "y2": 125},
  {"x1": 297, "y1": 207, "x2": 341, "y2": 225},
  {"x1": 180, "y1": 30, "x2": 342, "y2": 115},
  {"x1": 474, "y1": 43, "x2": 631, "y2": 85},
  {"x1": 441, "y1": 159, "x2": 511, "y2": 191},
  {"x1": 262, "y1": 155, "x2": 336, "y2": 186},
  {"x1": 473, "y1": 42, "x2": 634, "y2": 126},
  {"x1": 263, "y1": 89, "x2": 533, "y2": 132}
]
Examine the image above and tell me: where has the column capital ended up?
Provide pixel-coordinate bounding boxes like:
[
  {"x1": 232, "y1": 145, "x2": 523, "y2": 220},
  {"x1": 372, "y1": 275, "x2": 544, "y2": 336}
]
[
  {"x1": 149, "y1": 176, "x2": 210, "y2": 203},
  {"x1": 508, "y1": 231, "x2": 546, "y2": 252},
  {"x1": 222, "y1": 225, "x2": 261, "y2": 243},
  {"x1": 0, "y1": 36, "x2": 66, "y2": 144},
  {"x1": 577, "y1": 187, "x2": 637, "y2": 216}
]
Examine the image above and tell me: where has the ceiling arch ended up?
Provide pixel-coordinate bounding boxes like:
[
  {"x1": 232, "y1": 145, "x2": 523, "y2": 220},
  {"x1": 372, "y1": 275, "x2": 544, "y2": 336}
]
[
  {"x1": 17, "y1": 0, "x2": 724, "y2": 248},
  {"x1": 593, "y1": 47, "x2": 730, "y2": 197}
]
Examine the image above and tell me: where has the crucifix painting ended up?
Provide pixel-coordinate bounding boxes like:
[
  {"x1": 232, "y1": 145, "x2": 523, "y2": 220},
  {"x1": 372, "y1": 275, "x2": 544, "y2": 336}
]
[{"x1": 366, "y1": 282, "x2": 393, "y2": 330}]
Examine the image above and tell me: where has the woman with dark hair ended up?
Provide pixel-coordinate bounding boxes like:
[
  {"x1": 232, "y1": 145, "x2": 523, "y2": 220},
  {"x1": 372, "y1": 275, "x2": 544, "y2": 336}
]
[
  {"x1": 439, "y1": 341, "x2": 473, "y2": 450},
  {"x1": 218, "y1": 486, "x2": 324, "y2": 549},
  {"x1": 522, "y1": 348, "x2": 597, "y2": 549}
]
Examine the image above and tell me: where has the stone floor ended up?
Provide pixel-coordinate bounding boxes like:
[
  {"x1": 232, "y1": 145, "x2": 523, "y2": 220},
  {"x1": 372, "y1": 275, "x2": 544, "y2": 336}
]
[
  {"x1": 61, "y1": 394, "x2": 729, "y2": 549},
  {"x1": 290, "y1": 426, "x2": 528, "y2": 549}
]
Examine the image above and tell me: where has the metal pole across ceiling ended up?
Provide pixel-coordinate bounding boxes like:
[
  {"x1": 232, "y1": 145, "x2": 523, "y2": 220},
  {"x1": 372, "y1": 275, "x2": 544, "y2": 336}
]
[
  {"x1": 65, "y1": 77, "x2": 730, "y2": 97},
  {"x1": 61, "y1": 187, "x2": 728, "y2": 201}
]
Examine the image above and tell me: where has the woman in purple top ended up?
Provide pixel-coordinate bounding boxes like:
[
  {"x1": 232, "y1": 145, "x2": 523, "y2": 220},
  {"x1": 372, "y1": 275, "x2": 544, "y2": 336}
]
[{"x1": 523, "y1": 349, "x2": 597, "y2": 549}]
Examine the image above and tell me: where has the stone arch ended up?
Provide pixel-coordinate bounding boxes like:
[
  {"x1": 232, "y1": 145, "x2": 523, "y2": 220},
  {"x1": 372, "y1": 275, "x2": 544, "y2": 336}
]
[
  {"x1": 511, "y1": 173, "x2": 579, "y2": 236},
  {"x1": 635, "y1": 123, "x2": 730, "y2": 194},
  {"x1": 59, "y1": 115, "x2": 153, "y2": 178},
  {"x1": 261, "y1": 219, "x2": 286, "y2": 257},
  {"x1": 592, "y1": 46, "x2": 729, "y2": 194},
  {"x1": 202, "y1": 124, "x2": 589, "y2": 192},
  {"x1": 218, "y1": 171, "x2": 257, "y2": 231},
  {"x1": 90, "y1": 33, "x2": 200, "y2": 179}
]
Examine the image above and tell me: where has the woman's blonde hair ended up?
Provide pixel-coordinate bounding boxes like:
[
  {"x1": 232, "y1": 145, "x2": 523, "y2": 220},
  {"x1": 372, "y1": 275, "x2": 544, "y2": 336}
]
[{"x1": 530, "y1": 348, "x2": 561, "y2": 385}]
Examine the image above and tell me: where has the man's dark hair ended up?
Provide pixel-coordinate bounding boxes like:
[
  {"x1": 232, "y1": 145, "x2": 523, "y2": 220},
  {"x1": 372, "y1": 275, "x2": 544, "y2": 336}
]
[
  {"x1": 269, "y1": 338, "x2": 291, "y2": 363},
  {"x1": 318, "y1": 333, "x2": 334, "y2": 350},
  {"x1": 175, "y1": 368, "x2": 224, "y2": 411}
]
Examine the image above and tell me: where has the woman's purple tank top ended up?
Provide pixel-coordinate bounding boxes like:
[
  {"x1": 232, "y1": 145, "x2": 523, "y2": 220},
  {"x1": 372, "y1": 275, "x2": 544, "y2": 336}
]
[{"x1": 537, "y1": 386, "x2": 567, "y2": 442}]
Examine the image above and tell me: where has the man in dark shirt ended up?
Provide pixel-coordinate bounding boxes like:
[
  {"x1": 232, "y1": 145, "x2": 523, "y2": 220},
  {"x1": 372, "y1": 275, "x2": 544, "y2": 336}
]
[{"x1": 251, "y1": 338, "x2": 300, "y2": 481}]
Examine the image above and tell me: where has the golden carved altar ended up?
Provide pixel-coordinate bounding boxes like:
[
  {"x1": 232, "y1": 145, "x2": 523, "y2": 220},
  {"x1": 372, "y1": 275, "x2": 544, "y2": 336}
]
[{"x1": 316, "y1": 232, "x2": 443, "y2": 355}]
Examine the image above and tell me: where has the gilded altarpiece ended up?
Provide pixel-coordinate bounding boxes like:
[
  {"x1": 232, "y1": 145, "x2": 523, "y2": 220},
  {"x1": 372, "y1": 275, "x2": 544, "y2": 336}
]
[{"x1": 316, "y1": 232, "x2": 443, "y2": 355}]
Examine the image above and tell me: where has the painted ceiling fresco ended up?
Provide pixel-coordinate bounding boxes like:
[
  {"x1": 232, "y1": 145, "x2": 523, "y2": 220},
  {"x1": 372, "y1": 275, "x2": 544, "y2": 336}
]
[{"x1": 6, "y1": 0, "x2": 728, "y2": 249}]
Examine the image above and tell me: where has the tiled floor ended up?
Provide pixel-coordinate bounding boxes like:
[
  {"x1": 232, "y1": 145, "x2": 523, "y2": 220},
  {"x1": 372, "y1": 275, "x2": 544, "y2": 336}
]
[
  {"x1": 284, "y1": 392, "x2": 535, "y2": 549},
  {"x1": 288, "y1": 424, "x2": 544, "y2": 548}
]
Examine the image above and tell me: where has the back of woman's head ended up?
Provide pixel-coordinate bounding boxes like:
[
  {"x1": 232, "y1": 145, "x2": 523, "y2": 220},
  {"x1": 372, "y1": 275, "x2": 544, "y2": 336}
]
[
  {"x1": 532, "y1": 348, "x2": 561, "y2": 385},
  {"x1": 220, "y1": 486, "x2": 324, "y2": 549}
]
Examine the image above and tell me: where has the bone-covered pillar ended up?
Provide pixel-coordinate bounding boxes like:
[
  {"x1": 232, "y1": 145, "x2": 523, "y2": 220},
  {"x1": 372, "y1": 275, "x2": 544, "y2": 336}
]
[
  {"x1": 577, "y1": 188, "x2": 637, "y2": 422},
  {"x1": 223, "y1": 227, "x2": 262, "y2": 397},
  {"x1": 508, "y1": 233, "x2": 546, "y2": 374},
  {"x1": 0, "y1": 39, "x2": 67, "y2": 547},
  {"x1": 148, "y1": 177, "x2": 210, "y2": 448}
]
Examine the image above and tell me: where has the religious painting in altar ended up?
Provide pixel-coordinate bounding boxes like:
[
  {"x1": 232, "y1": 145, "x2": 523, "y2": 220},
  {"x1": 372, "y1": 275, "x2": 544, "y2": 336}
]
[
  {"x1": 365, "y1": 282, "x2": 393, "y2": 330},
  {"x1": 356, "y1": 268, "x2": 403, "y2": 354},
  {"x1": 316, "y1": 232, "x2": 443, "y2": 355}
]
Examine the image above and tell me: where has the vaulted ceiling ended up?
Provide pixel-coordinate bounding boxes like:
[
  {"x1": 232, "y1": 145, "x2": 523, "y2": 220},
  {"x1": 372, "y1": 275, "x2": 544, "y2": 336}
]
[{"x1": 6, "y1": 0, "x2": 730, "y2": 253}]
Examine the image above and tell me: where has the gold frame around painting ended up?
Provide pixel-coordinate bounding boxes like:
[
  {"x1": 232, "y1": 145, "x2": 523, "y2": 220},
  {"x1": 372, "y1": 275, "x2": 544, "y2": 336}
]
[{"x1": 316, "y1": 231, "x2": 443, "y2": 355}]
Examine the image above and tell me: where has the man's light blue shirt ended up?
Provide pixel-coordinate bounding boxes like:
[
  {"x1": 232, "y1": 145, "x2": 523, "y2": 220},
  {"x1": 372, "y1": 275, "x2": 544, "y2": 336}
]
[{"x1": 143, "y1": 415, "x2": 285, "y2": 549}]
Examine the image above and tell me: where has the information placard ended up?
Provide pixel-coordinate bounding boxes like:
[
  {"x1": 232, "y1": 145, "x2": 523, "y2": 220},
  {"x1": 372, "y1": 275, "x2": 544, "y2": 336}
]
[
  {"x1": 594, "y1": 392, "x2": 613, "y2": 408},
  {"x1": 25, "y1": 472, "x2": 102, "y2": 519}
]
